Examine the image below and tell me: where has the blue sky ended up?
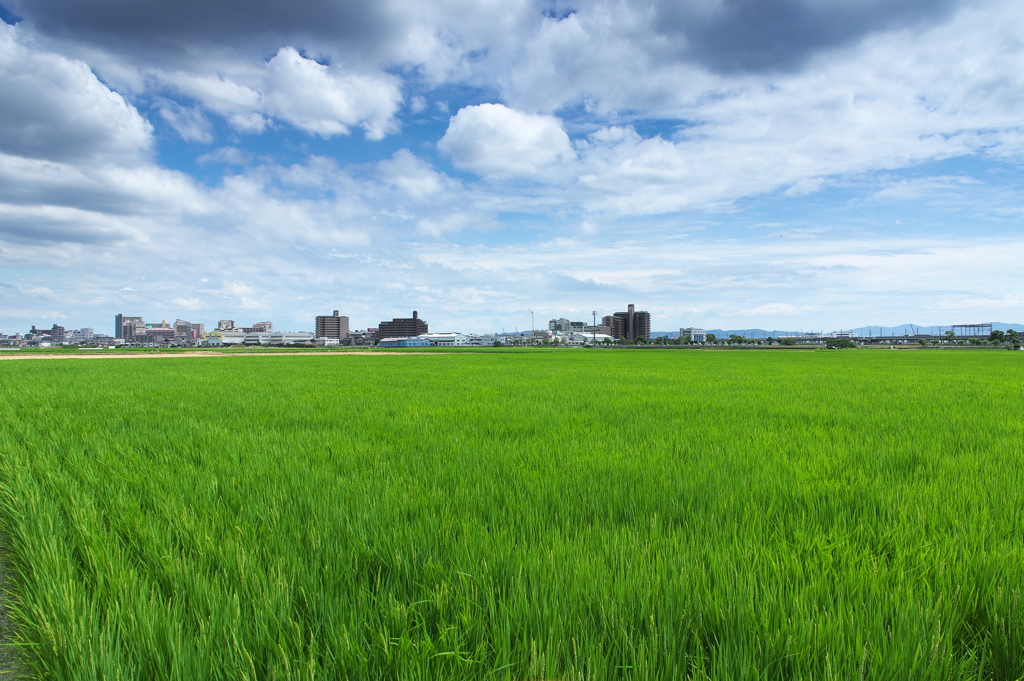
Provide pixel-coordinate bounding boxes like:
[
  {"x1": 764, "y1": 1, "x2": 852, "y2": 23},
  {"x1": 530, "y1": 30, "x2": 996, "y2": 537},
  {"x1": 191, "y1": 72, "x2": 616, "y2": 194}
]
[{"x1": 1, "y1": 0, "x2": 1022, "y2": 335}]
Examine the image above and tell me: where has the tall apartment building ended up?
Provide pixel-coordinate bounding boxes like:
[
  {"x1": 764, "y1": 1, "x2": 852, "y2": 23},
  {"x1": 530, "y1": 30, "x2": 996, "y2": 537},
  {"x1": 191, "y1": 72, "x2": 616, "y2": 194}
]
[
  {"x1": 377, "y1": 310, "x2": 428, "y2": 339},
  {"x1": 605, "y1": 304, "x2": 651, "y2": 341},
  {"x1": 315, "y1": 310, "x2": 350, "y2": 339},
  {"x1": 115, "y1": 314, "x2": 144, "y2": 340}
]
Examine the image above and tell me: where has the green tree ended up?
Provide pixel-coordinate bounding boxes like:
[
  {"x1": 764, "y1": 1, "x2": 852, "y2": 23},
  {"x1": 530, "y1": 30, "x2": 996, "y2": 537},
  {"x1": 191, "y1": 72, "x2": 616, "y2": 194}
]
[
  {"x1": 826, "y1": 338, "x2": 857, "y2": 349},
  {"x1": 1006, "y1": 329, "x2": 1022, "y2": 350},
  {"x1": 944, "y1": 330, "x2": 956, "y2": 344},
  {"x1": 989, "y1": 330, "x2": 1005, "y2": 344},
  {"x1": 780, "y1": 337, "x2": 796, "y2": 346},
  {"x1": 706, "y1": 333, "x2": 717, "y2": 345}
]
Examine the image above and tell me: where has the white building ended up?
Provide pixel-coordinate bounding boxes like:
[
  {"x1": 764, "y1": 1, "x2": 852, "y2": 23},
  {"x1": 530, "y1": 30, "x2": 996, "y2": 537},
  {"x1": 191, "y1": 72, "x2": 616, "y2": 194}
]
[
  {"x1": 269, "y1": 331, "x2": 315, "y2": 345},
  {"x1": 313, "y1": 337, "x2": 340, "y2": 347},
  {"x1": 465, "y1": 334, "x2": 498, "y2": 346},
  {"x1": 566, "y1": 332, "x2": 616, "y2": 346},
  {"x1": 243, "y1": 332, "x2": 274, "y2": 345},
  {"x1": 679, "y1": 327, "x2": 707, "y2": 343},
  {"x1": 419, "y1": 332, "x2": 470, "y2": 346},
  {"x1": 204, "y1": 331, "x2": 246, "y2": 345}
]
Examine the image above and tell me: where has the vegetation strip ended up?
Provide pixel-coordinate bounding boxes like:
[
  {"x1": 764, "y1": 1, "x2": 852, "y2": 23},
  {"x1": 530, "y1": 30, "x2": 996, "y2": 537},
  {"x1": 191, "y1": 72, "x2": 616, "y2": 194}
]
[
  {"x1": 0, "y1": 351, "x2": 1021, "y2": 679},
  {"x1": 0, "y1": 350, "x2": 452, "y2": 360}
]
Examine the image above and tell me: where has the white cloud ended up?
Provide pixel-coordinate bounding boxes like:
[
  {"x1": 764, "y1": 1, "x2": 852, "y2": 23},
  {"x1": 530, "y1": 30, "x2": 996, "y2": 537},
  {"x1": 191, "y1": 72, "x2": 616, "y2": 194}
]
[
  {"x1": 739, "y1": 303, "x2": 815, "y2": 316},
  {"x1": 376, "y1": 149, "x2": 450, "y2": 200},
  {"x1": 263, "y1": 47, "x2": 402, "y2": 139},
  {"x1": 0, "y1": 24, "x2": 152, "y2": 164},
  {"x1": 438, "y1": 104, "x2": 575, "y2": 177},
  {"x1": 868, "y1": 175, "x2": 982, "y2": 201},
  {"x1": 158, "y1": 47, "x2": 403, "y2": 139},
  {"x1": 158, "y1": 101, "x2": 213, "y2": 143},
  {"x1": 197, "y1": 147, "x2": 252, "y2": 166}
]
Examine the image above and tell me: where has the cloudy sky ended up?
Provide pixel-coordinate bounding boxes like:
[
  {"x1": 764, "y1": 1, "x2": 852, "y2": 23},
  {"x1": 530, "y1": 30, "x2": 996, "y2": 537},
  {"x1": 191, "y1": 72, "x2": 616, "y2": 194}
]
[{"x1": 1, "y1": 0, "x2": 1023, "y2": 335}]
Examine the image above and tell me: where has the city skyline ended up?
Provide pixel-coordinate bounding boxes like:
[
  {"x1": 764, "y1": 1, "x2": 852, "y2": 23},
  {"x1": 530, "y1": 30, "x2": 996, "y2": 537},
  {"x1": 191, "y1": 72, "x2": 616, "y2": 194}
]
[{"x1": 2, "y1": 1, "x2": 1023, "y2": 335}]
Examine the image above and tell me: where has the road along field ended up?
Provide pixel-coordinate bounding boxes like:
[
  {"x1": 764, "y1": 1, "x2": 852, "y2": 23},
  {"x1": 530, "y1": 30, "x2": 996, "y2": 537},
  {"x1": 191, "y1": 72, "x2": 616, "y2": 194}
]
[{"x1": 0, "y1": 350, "x2": 1021, "y2": 680}]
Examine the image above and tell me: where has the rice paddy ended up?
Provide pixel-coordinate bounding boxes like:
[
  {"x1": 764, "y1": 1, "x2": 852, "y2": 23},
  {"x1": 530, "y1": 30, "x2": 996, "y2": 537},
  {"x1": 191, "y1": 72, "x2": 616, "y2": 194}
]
[{"x1": 0, "y1": 349, "x2": 1021, "y2": 680}]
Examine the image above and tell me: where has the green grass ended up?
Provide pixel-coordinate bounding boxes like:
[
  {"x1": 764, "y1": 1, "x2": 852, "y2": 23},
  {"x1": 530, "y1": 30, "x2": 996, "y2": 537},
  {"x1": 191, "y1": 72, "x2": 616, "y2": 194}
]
[{"x1": 0, "y1": 350, "x2": 1022, "y2": 680}]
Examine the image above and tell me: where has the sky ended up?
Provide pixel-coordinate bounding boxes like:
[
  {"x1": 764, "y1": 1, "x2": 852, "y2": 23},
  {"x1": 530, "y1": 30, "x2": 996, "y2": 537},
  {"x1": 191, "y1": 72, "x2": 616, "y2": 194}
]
[{"x1": 1, "y1": 0, "x2": 1023, "y2": 335}]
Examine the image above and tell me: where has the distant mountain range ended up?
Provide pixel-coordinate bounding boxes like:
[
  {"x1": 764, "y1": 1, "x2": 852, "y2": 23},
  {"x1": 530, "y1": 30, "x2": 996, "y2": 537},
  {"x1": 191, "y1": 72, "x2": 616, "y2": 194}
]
[{"x1": 652, "y1": 322, "x2": 1024, "y2": 339}]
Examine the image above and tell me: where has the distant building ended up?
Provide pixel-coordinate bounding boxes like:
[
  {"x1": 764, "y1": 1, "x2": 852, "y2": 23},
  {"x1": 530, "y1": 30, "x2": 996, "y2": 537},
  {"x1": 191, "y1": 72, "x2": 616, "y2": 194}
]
[
  {"x1": 679, "y1": 327, "x2": 707, "y2": 343},
  {"x1": 347, "y1": 330, "x2": 376, "y2": 346},
  {"x1": 217, "y1": 320, "x2": 235, "y2": 331},
  {"x1": 420, "y1": 332, "x2": 470, "y2": 346},
  {"x1": 115, "y1": 315, "x2": 144, "y2": 340},
  {"x1": 566, "y1": 333, "x2": 616, "y2": 346},
  {"x1": 243, "y1": 332, "x2": 274, "y2": 345},
  {"x1": 549, "y1": 318, "x2": 587, "y2": 335},
  {"x1": 204, "y1": 330, "x2": 245, "y2": 345},
  {"x1": 269, "y1": 331, "x2": 315, "y2": 345},
  {"x1": 252, "y1": 321, "x2": 273, "y2": 333},
  {"x1": 315, "y1": 310, "x2": 350, "y2": 340},
  {"x1": 378, "y1": 337, "x2": 431, "y2": 347},
  {"x1": 606, "y1": 304, "x2": 650, "y2": 341},
  {"x1": 139, "y1": 328, "x2": 175, "y2": 343},
  {"x1": 378, "y1": 311, "x2": 428, "y2": 340}
]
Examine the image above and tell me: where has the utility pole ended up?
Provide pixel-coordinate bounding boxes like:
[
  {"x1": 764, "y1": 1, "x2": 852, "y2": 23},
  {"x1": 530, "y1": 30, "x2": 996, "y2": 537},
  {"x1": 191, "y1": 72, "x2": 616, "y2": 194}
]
[
  {"x1": 528, "y1": 309, "x2": 534, "y2": 346},
  {"x1": 592, "y1": 310, "x2": 597, "y2": 348}
]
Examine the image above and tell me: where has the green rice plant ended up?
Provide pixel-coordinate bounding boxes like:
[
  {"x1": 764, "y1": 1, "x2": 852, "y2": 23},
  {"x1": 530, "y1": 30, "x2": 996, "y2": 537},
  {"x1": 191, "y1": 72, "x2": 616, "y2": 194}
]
[{"x1": 0, "y1": 350, "x2": 1021, "y2": 679}]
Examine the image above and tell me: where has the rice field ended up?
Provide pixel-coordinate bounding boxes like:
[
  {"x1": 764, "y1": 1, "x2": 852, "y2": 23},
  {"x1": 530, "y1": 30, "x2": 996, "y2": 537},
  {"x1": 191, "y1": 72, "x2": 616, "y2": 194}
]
[{"x1": 0, "y1": 349, "x2": 1021, "y2": 680}]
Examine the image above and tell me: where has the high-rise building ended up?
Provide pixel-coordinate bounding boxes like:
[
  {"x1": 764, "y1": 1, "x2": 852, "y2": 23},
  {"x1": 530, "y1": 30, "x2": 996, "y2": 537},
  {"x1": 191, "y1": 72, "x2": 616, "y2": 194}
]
[
  {"x1": 315, "y1": 310, "x2": 350, "y2": 339},
  {"x1": 377, "y1": 310, "x2": 428, "y2": 339},
  {"x1": 115, "y1": 314, "x2": 144, "y2": 340},
  {"x1": 218, "y1": 320, "x2": 235, "y2": 331},
  {"x1": 252, "y1": 321, "x2": 273, "y2": 333},
  {"x1": 607, "y1": 304, "x2": 651, "y2": 341}
]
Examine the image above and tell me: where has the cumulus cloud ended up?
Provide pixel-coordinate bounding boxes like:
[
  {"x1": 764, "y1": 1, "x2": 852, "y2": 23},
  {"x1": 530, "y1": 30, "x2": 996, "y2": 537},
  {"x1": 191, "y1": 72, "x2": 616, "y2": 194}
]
[
  {"x1": 263, "y1": 47, "x2": 402, "y2": 139},
  {"x1": 158, "y1": 100, "x2": 213, "y2": 143},
  {"x1": 0, "y1": 23, "x2": 152, "y2": 163},
  {"x1": 438, "y1": 104, "x2": 575, "y2": 177},
  {"x1": 157, "y1": 47, "x2": 403, "y2": 139},
  {"x1": 375, "y1": 149, "x2": 450, "y2": 199}
]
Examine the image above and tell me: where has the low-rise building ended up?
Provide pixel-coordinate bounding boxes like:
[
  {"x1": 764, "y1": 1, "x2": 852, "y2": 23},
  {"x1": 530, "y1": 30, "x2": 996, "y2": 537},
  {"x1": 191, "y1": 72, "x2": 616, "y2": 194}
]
[
  {"x1": 204, "y1": 330, "x2": 246, "y2": 345},
  {"x1": 243, "y1": 332, "x2": 274, "y2": 345},
  {"x1": 378, "y1": 337, "x2": 431, "y2": 347},
  {"x1": 269, "y1": 331, "x2": 314, "y2": 345},
  {"x1": 566, "y1": 332, "x2": 616, "y2": 346},
  {"x1": 679, "y1": 327, "x2": 707, "y2": 343},
  {"x1": 420, "y1": 332, "x2": 470, "y2": 346}
]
